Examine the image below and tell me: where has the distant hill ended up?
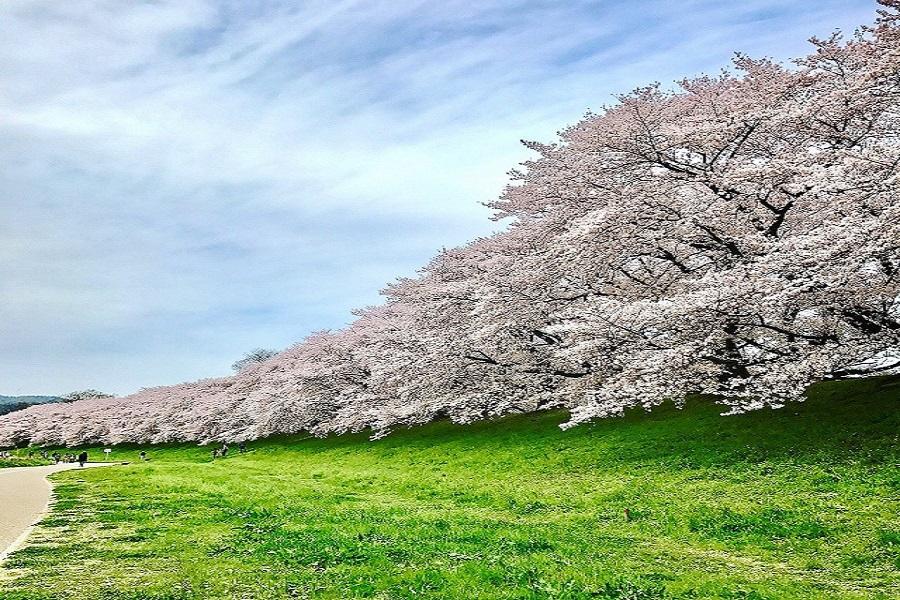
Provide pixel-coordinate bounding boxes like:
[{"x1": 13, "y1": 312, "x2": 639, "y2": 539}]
[{"x1": 0, "y1": 395, "x2": 63, "y2": 416}]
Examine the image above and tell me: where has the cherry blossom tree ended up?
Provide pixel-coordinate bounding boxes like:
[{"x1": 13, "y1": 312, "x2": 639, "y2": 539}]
[
  {"x1": 1, "y1": 1, "x2": 897, "y2": 446},
  {"x1": 231, "y1": 348, "x2": 279, "y2": 373},
  {"x1": 62, "y1": 389, "x2": 113, "y2": 403}
]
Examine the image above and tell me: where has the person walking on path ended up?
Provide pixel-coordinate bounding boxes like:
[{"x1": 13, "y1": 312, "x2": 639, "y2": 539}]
[
  {"x1": 77, "y1": 451, "x2": 88, "y2": 467},
  {"x1": 239, "y1": 441, "x2": 246, "y2": 453}
]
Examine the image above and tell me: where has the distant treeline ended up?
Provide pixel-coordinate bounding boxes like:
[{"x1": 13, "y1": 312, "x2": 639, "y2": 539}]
[{"x1": 0, "y1": 395, "x2": 62, "y2": 416}]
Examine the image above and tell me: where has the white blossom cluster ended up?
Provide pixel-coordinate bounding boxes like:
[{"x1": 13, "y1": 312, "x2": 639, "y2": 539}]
[{"x1": 2, "y1": 2, "x2": 899, "y2": 446}]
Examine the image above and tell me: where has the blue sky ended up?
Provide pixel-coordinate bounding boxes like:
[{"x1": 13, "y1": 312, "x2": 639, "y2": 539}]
[{"x1": 0, "y1": 0, "x2": 875, "y2": 396}]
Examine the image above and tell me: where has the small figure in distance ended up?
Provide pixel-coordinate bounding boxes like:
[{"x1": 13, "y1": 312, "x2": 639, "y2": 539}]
[
  {"x1": 220, "y1": 443, "x2": 228, "y2": 458},
  {"x1": 211, "y1": 448, "x2": 218, "y2": 461},
  {"x1": 239, "y1": 441, "x2": 246, "y2": 454},
  {"x1": 140, "y1": 451, "x2": 147, "y2": 461},
  {"x1": 78, "y1": 451, "x2": 88, "y2": 467}
]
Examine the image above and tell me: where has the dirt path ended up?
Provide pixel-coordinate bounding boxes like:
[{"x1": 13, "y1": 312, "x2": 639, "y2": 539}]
[{"x1": 0, "y1": 463, "x2": 114, "y2": 562}]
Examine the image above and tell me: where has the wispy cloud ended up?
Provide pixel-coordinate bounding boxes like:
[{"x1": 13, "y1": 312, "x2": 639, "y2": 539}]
[{"x1": 0, "y1": 0, "x2": 875, "y2": 394}]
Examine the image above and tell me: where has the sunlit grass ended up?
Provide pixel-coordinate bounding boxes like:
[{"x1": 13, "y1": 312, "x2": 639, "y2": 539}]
[
  {"x1": 0, "y1": 456, "x2": 46, "y2": 468},
  {"x1": 1, "y1": 377, "x2": 898, "y2": 599}
]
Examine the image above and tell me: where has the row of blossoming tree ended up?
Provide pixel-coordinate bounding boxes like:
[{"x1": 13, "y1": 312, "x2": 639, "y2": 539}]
[{"x1": 2, "y1": 2, "x2": 899, "y2": 447}]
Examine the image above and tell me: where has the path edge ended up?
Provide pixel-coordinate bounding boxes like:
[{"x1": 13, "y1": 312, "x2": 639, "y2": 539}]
[{"x1": 0, "y1": 463, "x2": 119, "y2": 565}]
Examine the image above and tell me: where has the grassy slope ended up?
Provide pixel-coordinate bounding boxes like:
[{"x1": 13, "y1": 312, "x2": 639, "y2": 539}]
[
  {"x1": 0, "y1": 456, "x2": 46, "y2": 468},
  {"x1": 1, "y1": 378, "x2": 898, "y2": 600}
]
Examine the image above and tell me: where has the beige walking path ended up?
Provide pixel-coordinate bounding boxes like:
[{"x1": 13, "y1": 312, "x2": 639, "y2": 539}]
[{"x1": 0, "y1": 462, "x2": 115, "y2": 562}]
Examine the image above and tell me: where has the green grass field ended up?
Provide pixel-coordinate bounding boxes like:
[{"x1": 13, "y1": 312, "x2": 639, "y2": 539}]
[
  {"x1": 1, "y1": 378, "x2": 898, "y2": 599},
  {"x1": 0, "y1": 456, "x2": 46, "y2": 468}
]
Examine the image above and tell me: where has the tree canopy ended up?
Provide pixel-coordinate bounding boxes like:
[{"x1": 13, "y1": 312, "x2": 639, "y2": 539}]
[
  {"x1": 2, "y1": 1, "x2": 898, "y2": 446},
  {"x1": 231, "y1": 348, "x2": 279, "y2": 373}
]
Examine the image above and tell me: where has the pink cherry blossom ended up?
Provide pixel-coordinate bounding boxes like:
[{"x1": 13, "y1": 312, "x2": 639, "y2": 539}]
[{"x1": 2, "y1": 1, "x2": 898, "y2": 446}]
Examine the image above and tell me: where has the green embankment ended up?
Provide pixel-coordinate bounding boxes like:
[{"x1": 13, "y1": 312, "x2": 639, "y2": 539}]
[
  {"x1": 1, "y1": 378, "x2": 898, "y2": 599},
  {"x1": 0, "y1": 456, "x2": 46, "y2": 468},
  {"x1": 0, "y1": 450, "x2": 60, "y2": 468}
]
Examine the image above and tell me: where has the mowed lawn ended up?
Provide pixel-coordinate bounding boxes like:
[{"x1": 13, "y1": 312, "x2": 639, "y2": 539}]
[{"x1": 1, "y1": 379, "x2": 898, "y2": 600}]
